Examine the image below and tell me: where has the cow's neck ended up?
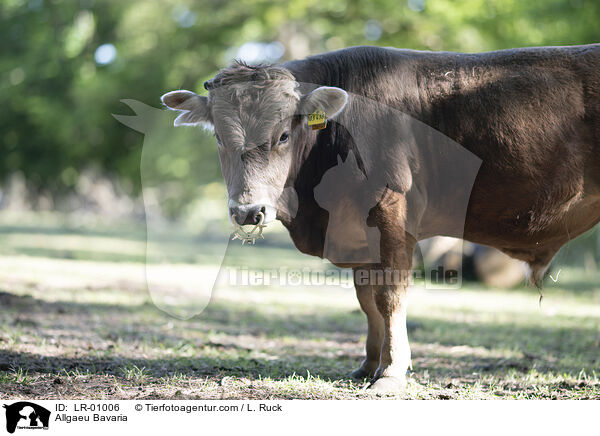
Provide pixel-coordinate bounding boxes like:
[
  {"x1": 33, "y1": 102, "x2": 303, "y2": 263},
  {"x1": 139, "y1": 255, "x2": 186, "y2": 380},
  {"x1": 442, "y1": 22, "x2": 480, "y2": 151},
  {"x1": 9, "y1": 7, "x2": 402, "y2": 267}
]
[
  {"x1": 278, "y1": 119, "x2": 356, "y2": 258},
  {"x1": 281, "y1": 50, "x2": 414, "y2": 257}
]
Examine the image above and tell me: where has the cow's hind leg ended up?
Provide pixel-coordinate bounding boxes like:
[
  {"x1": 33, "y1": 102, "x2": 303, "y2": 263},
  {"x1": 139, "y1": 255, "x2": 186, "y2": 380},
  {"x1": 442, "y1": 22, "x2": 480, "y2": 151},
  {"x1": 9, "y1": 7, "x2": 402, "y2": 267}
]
[{"x1": 350, "y1": 273, "x2": 383, "y2": 380}]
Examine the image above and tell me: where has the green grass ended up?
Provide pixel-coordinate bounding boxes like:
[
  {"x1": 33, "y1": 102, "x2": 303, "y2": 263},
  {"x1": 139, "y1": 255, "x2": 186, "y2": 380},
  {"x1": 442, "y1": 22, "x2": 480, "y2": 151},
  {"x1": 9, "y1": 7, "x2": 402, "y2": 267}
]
[
  {"x1": 0, "y1": 368, "x2": 33, "y2": 386},
  {"x1": 0, "y1": 212, "x2": 599, "y2": 399}
]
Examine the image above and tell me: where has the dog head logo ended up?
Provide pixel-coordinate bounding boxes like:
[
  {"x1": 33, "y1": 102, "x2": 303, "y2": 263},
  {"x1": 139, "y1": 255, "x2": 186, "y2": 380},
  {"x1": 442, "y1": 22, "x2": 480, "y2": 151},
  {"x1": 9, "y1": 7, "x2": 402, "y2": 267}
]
[{"x1": 3, "y1": 402, "x2": 50, "y2": 434}]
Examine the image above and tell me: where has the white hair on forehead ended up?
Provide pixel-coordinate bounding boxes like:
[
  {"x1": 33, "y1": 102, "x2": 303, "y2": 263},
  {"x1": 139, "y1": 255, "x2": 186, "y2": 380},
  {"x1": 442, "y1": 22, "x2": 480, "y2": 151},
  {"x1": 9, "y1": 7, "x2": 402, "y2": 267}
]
[
  {"x1": 205, "y1": 60, "x2": 300, "y2": 101},
  {"x1": 207, "y1": 63, "x2": 301, "y2": 151},
  {"x1": 221, "y1": 80, "x2": 299, "y2": 101}
]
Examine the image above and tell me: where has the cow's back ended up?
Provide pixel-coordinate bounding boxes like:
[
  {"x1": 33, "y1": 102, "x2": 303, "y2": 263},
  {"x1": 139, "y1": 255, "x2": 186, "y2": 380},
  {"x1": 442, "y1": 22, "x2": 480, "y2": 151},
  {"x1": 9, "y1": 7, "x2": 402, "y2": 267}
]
[
  {"x1": 289, "y1": 45, "x2": 599, "y2": 178},
  {"x1": 286, "y1": 44, "x2": 600, "y2": 267}
]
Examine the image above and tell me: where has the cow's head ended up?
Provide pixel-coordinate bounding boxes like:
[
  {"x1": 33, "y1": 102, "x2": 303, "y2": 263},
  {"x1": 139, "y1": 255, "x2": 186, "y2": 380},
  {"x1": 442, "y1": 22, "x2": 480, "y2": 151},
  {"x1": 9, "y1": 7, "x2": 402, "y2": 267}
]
[{"x1": 161, "y1": 62, "x2": 348, "y2": 226}]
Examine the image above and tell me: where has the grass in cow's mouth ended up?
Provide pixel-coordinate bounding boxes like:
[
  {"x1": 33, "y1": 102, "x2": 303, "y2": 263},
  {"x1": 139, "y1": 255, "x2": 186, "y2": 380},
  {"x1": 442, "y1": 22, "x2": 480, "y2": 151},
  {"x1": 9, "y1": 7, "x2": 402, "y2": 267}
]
[{"x1": 0, "y1": 212, "x2": 599, "y2": 400}]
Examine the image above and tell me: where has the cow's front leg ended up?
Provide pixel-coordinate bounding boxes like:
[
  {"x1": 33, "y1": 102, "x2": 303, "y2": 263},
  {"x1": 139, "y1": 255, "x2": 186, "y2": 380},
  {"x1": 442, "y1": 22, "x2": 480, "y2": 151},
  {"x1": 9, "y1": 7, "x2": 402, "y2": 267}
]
[
  {"x1": 350, "y1": 273, "x2": 383, "y2": 380},
  {"x1": 368, "y1": 235, "x2": 415, "y2": 393},
  {"x1": 368, "y1": 278, "x2": 411, "y2": 392}
]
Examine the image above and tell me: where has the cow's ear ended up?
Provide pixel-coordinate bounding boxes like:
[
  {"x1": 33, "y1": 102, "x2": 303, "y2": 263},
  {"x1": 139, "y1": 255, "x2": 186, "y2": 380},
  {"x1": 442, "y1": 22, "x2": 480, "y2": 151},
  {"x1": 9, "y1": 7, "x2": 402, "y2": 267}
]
[
  {"x1": 301, "y1": 86, "x2": 348, "y2": 119},
  {"x1": 161, "y1": 90, "x2": 212, "y2": 127}
]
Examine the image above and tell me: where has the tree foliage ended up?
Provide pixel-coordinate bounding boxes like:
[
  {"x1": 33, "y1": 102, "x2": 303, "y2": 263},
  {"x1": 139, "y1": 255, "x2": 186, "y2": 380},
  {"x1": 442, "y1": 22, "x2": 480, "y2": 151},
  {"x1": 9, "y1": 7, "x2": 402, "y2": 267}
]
[{"x1": 1, "y1": 0, "x2": 598, "y2": 204}]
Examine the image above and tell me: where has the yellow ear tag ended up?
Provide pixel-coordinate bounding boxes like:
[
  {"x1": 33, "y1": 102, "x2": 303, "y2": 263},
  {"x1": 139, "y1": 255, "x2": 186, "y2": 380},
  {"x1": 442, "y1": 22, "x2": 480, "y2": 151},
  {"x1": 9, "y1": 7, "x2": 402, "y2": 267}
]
[{"x1": 308, "y1": 110, "x2": 327, "y2": 130}]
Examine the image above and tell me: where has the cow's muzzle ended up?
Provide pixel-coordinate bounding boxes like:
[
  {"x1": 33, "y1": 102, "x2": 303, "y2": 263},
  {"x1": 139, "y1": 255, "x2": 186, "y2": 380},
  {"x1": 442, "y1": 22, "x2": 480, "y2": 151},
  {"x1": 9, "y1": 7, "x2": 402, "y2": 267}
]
[{"x1": 229, "y1": 203, "x2": 267, "y2": 226}]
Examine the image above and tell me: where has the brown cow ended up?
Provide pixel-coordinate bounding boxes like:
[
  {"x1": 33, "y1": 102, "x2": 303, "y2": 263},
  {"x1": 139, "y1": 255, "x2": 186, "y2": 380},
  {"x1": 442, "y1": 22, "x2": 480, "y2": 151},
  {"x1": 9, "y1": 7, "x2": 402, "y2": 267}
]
[{"x1": 162, "y1": 44, "x2": 600, "y2": 392}]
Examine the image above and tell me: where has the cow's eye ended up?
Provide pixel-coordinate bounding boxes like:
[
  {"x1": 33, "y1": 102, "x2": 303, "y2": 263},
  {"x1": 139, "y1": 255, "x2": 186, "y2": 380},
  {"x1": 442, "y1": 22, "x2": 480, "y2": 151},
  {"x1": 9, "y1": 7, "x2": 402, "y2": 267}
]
[{"x1": 278, "y1": 132, "x2": 289, "y2": 144}]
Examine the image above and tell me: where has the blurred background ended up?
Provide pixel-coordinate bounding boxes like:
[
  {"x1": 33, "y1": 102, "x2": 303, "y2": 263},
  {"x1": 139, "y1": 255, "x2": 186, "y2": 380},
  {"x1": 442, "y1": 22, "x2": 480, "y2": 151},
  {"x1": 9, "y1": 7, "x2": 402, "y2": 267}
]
[{"x1": 1, "y1": 0, "x2": 599, "y2": 285}]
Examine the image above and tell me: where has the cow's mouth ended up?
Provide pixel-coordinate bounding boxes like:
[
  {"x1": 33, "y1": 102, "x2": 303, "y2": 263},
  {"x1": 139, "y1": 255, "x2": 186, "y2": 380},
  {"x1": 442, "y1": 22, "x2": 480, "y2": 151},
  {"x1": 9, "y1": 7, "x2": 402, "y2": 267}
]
[{"x1": 231, "y1": 211, "x2": 267, "y2": 245}]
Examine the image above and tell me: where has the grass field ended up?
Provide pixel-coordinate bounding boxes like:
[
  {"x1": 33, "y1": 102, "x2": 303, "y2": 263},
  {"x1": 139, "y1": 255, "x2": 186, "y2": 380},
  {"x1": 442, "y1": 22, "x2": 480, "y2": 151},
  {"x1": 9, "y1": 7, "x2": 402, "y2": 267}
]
[{"x1": 0, "y1": 212, "x2": 599, "y2": 399}]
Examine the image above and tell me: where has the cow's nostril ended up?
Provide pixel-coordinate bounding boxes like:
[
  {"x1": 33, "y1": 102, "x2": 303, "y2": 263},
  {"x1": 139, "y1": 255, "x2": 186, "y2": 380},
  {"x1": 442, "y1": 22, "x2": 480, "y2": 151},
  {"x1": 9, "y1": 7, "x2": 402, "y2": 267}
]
[
  {"x1": 229, "y1": 209, "x2": 239, "y2": 224},
  {"x1": 253, "y1": 206, "x2": 266, "y2": 224},
  {"x1": 229, "y1": 208, "x2": 244, "y2": 225},
  {"x1": 230, "y1": 205, "x2": 266, "y2": 226},
  {"x1": 252, "y1": 212, "x2": 260, "y2": 225},
  {"x1": 247, "y1": 206, "x2": 266, "y2": 225}
]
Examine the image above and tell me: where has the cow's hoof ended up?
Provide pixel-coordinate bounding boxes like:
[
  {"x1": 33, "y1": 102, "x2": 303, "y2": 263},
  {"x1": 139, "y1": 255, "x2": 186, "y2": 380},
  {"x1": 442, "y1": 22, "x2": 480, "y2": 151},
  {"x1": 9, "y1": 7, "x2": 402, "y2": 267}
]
[
  {"x1": 350, "y1": 367, "x2": 374, "y2": 381},
  {"x1": 366, "y1": 376, "x2": 407, "y2": 393}
]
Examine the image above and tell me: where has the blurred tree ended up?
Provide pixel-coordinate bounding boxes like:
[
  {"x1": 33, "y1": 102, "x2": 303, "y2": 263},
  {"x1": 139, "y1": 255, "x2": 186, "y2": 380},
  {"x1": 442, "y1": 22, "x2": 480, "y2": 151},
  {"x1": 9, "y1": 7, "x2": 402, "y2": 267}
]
[{"x1": 1, "y1": 0, "x2": 598, "y2": 214}]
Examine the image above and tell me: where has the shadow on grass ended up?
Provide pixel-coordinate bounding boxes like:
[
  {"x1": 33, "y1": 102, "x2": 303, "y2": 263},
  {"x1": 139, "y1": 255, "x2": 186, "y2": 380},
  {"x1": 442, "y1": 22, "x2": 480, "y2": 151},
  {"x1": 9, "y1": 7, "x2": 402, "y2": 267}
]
[
  {"x1": 1, "y1": 287, "x2": 598, "y2": 389},
  {"x1": 0, "y1": 349, "x2": 358, "y2": 384},
  {"x1": 0, "y1": 290, "x2": 365, "y2": 339}
]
